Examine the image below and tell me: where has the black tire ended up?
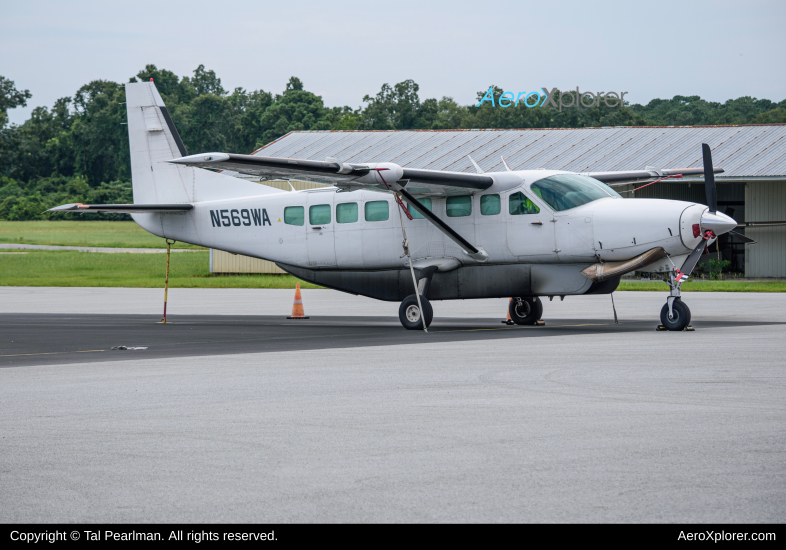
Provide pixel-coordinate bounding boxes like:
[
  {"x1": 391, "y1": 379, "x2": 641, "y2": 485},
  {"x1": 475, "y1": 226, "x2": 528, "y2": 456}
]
[
  {"x1": 509, "y1": 297, "x2": 543, "y2": 325},
  {"x1": 399, "y1": 294, "x2": 433, "y2": 330},
  {"x1": 660, "y1": 299, "x2": 691, "y2": 331}
]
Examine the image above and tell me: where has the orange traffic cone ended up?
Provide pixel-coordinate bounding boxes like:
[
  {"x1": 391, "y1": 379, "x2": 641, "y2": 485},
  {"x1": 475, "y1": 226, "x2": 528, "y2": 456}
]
[
  {"x1": 502, "y1": 298, "x2": 514, "y2": 325},
  {"x1": 287, "y1": 283, "x2": 309, "y2": 319}
]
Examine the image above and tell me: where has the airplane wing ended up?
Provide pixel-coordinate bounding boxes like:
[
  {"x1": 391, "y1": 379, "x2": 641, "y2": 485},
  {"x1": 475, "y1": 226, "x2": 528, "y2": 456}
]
[
  {"x1": 48, "y1": 203, "x2": 193, "y2": 214},
  {"x1": 167, "y1": 153, "x2": 493, "y2": 196},
  {"x1": 586, "y1": 167, "x2": 724, "y2": 187}
]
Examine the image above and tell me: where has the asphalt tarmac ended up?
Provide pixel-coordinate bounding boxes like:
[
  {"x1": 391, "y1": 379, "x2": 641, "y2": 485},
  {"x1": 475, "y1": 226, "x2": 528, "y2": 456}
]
[
  {"x1": 0, "y1": 313, "x2": 779, "y2": 368},
  {"x1": 1, "y1": 288, "x2": 785, "y2": 522}
]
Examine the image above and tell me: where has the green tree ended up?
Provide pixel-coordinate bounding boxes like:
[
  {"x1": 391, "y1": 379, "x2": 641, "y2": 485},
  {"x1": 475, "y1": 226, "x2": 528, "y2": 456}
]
[
  {"x1": 257, "y1": 79, "x2": 334, "y2": 145},
  {"x1": 0, "y1": 76, "x2": 32, "y2": 128}
]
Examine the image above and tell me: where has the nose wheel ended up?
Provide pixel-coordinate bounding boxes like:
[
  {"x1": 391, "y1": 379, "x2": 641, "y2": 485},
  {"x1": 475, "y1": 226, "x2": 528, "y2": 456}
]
[
  {"x1": 659, "y1": 298, "x2": 691, "y2": 331},
  {"x1": 658, "y1": 269, "x2": 694, "y2": 331}
]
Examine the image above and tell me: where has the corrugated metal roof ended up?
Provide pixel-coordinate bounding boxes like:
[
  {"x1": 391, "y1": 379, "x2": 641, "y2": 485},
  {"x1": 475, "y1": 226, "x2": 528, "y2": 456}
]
[{"x1": 253, "y1": 125, "x2": 786, "y2": 179}]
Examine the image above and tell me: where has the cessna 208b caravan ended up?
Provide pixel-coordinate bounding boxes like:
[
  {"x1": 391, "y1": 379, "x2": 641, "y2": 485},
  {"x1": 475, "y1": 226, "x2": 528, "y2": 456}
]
[{"x1": 51, "y1": 81, "x2": 752, "y2": 331}]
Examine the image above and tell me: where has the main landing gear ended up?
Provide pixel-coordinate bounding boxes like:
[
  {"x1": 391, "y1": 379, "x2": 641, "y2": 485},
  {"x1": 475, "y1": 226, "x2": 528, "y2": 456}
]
[
  {"x1": 658, "y1": 270, "x2": 693, "y2": 331},
  {"x1": 399, "y1": 294, "x2": 433, "y2": 330},
  {"x1": 399, "y1": 266, "x2": 438, "y2": 330},
  {"x1": 508, "y1": 297, "x2": 543, "y2": 325}
]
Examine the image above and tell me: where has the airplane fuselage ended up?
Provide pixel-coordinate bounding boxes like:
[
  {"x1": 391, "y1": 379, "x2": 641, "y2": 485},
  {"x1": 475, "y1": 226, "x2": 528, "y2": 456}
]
[{"x1": 133, "y1": 170, "x2": 708, "y2": 300}]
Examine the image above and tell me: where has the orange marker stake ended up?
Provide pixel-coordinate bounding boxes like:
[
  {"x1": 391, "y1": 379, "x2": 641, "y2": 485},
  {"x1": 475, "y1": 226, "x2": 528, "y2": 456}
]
[{"x1": 502, "y1": 298, "x2": 514, "y2": 325}]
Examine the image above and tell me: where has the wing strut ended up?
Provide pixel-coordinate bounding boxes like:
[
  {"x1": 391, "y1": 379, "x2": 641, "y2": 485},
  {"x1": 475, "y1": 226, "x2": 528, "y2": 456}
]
[
  {"x1": 397, "y1": 187, "x2": 488, "y2": 262},
  {"x1": 375, "y1": 169, "x2": 427, "y2": 333}
]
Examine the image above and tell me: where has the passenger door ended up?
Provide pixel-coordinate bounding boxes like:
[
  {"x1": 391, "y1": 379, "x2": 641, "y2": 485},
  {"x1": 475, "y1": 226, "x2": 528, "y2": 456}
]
[{"x1": 306, "y1": 192, "x2": 336, "y2": 267}]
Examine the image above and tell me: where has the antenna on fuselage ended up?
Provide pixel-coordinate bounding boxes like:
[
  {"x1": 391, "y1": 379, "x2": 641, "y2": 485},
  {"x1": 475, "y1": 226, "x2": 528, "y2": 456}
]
[
  {"x1": 286, "y1": 179, "x2": 296, "y2": 192},
  {"x1": 467, "y1": 155, "x2": 484, "y2": 174},
  {"x1": 501, "y1": 156, "x2": 513, "y2": 172}
]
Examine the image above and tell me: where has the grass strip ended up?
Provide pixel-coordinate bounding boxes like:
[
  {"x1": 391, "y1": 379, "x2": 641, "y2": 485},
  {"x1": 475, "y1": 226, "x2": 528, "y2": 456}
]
[
  {"x1": 617, "y1": 280, "x2": 786, "y2": 292},
  {"x1": 0, "y1": 250, "x2": 320, "y2": 289},
  {"x1": 0, "y1": 220, "x2": 204, "y2": 249}
]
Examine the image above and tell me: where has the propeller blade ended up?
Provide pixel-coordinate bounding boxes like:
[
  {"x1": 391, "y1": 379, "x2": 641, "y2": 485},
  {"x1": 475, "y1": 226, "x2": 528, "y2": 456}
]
[
  {"x1": 702, "y1": 143, "x2": 718, "y2": 214},
  {"x1": 680, "y1": 238, "x2": 708, "y2": 277},
  {"x1": 729, "y1": 230, "x2": 756, "y2": 245}
]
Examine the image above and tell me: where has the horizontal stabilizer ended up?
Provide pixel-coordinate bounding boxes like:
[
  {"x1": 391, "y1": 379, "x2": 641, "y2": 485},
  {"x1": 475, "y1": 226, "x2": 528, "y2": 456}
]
[{"x1": 48, "y1": 203, "x2": 193, "y2": 214}]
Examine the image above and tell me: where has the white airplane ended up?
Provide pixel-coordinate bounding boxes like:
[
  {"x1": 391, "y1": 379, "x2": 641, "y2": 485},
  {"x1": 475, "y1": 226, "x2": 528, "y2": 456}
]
[{"x1": 51, "y1": 81, "x2": 753, "y2": 331}]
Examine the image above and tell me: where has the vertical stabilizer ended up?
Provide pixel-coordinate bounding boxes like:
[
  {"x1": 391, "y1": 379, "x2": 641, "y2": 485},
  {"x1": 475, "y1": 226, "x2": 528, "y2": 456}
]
[
  {"x1": 126, "y1": 81, "x2": 191, "y2": 204},
  {"x1": 125, "y1": 81, "x2": 279, "y2": 206}
]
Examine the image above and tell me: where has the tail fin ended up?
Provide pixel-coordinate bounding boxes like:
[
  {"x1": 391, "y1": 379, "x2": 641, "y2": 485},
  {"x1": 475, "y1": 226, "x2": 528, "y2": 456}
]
[{"x1": 125, "y1": 81, "x2": 278, "y2": 204}]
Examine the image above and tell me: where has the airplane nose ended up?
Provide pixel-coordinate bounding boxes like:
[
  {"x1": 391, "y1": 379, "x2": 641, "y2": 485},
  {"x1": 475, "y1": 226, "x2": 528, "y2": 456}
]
[{"x1": 700, "y1": 211, "x2": 737, "y2": 236}]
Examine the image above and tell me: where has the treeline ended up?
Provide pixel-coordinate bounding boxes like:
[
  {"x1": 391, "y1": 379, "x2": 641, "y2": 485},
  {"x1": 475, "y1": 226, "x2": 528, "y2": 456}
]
[{"x1": 1, "y1": 65, "x2": 784, "y2": 221}]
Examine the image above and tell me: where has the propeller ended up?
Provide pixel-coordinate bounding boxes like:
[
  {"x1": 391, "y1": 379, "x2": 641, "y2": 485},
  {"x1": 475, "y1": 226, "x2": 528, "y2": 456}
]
[
  {"x1": 728, "y1": 231, "x2": 756, "y2": 245},
  {"x1": 678, "y1": 145, "x2": 759, "y2": 279},
  {"x1": 701, "y1": 143, "x2": 718, "y2": 214}
]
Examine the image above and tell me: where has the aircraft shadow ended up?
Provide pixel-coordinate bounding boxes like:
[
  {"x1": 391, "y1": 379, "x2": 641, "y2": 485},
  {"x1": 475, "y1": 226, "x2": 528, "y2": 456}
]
[{"x1": 1, "y1": 314, "x2": 781, "y2": 368}]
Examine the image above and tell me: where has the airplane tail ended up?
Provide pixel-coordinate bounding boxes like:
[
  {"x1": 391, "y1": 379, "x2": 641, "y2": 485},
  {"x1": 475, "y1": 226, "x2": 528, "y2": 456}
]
[{"x1": 125, "y1": 80, "x2": 278, "y2": 205}]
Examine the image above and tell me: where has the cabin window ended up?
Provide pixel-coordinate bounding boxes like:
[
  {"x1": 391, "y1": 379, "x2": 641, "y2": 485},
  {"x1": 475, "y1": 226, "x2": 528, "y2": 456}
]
[
  {"x1": 446, "y1": 195, "x2": 472, "y2": 217},
  {"x1": 509, "y1": 192, "x2": 540, "y2": 215},
  {"x1": 407, "y1": 198, "x2": 432, "y2": 219},
  {"x1": 336, "y1": 202, "x2": 358, "y2": 223},
  {"x1": 284, "y1": 206, "x2": 304, "y2": 226},
  {"x1": 309, "y1": 204, "x2": 331, "y2": 225},
  {"x1": 480, "y1": 194, "x2": 501, "y2": 215},
  {"x1": 365, "y1": 201, "x2": 389, "y2": 222}
]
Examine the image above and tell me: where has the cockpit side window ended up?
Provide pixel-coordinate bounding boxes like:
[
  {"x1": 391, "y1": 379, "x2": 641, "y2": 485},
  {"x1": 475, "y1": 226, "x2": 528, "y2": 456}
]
[
  {"x1": 509, "y1": 192, "x2": 540, "y2": 215},
  {"x1": 530, "y1": 173, "x2": 620, "y2": 212}
]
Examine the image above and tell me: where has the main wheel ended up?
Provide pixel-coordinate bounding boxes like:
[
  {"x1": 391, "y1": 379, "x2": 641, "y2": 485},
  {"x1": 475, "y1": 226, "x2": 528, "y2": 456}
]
[
  {"x1": 399, "y1": 294, "x2": 433, "y2": 330},
  {"x1": 660, "y1": 299, "x2": 691, "y2": 331},
  {"x1": 509, "y1": 297, "x2": 543, "y2": 325}
]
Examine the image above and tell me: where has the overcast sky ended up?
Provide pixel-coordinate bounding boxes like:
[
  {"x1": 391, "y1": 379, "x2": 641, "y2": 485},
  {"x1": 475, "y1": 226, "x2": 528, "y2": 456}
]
[{"x1": 2, "y1": 0, "x2": 785, "y2": 124}]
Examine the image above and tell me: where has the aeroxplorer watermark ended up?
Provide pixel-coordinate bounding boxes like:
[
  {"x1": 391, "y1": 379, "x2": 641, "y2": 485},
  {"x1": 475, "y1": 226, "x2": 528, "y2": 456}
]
[{"x1": 477, "y1": 86, "x2": 628, "y2": 111}]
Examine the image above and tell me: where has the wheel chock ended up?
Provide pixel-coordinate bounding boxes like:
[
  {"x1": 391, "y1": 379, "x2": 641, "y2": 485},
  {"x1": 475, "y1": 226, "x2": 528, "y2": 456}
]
[
  {"x1": 656, "y1": 325, "x2": 695, "y2": 331},
  {"x1": 534, "y1": 320, "x2": 546, "y2": 326}
]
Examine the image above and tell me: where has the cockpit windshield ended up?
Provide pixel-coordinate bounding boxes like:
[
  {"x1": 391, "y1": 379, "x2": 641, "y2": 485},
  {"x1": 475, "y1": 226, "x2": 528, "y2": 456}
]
[{"x1": 530, "y1": 173, "x2": 622, "y2": 212}]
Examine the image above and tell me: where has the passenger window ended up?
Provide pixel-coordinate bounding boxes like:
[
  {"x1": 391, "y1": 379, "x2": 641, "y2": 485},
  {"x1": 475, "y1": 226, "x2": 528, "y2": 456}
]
[
  {"x1": 309, "y1": 204, "x2": 331, "y2": 225},
  {"x1": 284, "y1": 206, "x2": 304, "y2": 226},
  {"x1": 407, "y1": 198, "x2": 432, "y2": 219},
  {"x1": 509, "y1": 192, "x2": 540, "y2": 215},
  {"x1": 480, "y1": 194, "x2": 501, "y2": 216},
  {"x1": 446, "y1": 195, "x2": 472, "y2": 217},
  {"x1": 365, "y1": 201, "x2": 389, "y2": 222},
  {"x1": 336, "y1": 202, "x2": 358, "y2": 223}
]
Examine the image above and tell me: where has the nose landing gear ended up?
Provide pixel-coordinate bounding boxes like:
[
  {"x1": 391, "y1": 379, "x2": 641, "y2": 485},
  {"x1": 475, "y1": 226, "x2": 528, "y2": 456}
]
[{"x1": 658, "y1": 271, "x2": 693, "y2": 331}]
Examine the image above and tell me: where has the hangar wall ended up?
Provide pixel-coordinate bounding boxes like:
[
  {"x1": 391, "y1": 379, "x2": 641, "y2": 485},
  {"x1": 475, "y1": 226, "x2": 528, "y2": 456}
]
[{"x1": 745, "y1": 181, "x2": 786, "y2": 278}]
